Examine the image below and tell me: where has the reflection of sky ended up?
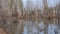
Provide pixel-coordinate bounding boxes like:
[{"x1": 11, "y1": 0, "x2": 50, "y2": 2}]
[
  {"x1": 23, "y1": 21, "x2": 57, "y2": 34},
  {"x1": 22, "y1": 0, "x2": 60, "y2": 8}
]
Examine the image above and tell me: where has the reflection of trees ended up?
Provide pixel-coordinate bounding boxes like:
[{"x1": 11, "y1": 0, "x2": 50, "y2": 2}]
[{"x1": 0, "y1": 0, "x2": 60, "y2": 34}]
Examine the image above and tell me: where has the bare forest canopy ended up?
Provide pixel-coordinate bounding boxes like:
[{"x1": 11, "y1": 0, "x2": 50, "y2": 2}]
[{"x1": 0, "y1": 0, "x2": 60, "y2": 34}]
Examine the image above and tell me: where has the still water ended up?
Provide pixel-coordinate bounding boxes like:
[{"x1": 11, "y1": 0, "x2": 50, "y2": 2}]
[{"x1": 22, "y1": 20, "x2": 59, "y2": 34}]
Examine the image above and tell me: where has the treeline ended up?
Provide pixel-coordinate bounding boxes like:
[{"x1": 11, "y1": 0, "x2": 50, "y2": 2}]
[{"x1": 0, "y1": 0, "x2": 60, "y2": 34}]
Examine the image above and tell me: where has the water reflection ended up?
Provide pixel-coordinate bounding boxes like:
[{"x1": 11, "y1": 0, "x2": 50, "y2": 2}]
[
  {"x1": 48, "y1": 24, "x2": 57, "y2": 34},
  {"x1": 23, "y1": 20, "x2": 58, "y2": 34}
]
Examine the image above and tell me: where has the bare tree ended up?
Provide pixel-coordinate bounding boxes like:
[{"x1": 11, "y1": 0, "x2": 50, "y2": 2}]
[{"x1": 43, "y1": 0, "x2": 49, "y2": 34}]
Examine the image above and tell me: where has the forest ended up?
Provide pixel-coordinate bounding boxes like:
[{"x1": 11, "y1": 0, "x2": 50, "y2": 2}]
[{"x1": 0, "y1": 0, "x2": 60, "y2": 34}]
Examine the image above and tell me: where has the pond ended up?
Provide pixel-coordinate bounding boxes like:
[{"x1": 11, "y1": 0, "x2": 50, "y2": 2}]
[{"x1": 22, "y1": 20, "x2": 59, "y2": 34}]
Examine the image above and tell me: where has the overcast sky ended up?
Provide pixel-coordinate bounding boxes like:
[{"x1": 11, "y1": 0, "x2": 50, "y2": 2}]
[{"x1": 22, "y1": 0, "x2": 60, "y2": 8}]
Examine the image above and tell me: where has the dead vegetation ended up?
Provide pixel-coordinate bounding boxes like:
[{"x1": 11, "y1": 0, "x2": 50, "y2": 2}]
[{"x1": 0, "y1": 0, "x2": 60, "y2": 34}]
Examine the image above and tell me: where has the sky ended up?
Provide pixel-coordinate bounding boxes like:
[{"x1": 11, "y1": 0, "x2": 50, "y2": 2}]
[
  {"x1": 47, "y1": 0, "x2": 60, "y2": 7},
  {"x1": 22, "y1": 0, "x2": 60, "y2": 8}
]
